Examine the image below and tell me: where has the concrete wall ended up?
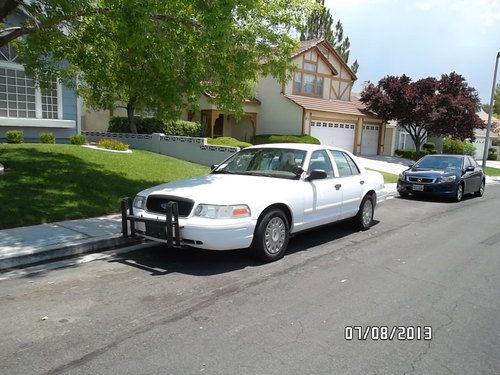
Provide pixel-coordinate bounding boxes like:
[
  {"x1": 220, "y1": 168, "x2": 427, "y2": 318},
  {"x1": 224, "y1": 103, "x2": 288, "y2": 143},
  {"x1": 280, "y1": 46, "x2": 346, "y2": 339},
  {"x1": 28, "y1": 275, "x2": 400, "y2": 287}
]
[
  {"x1": 82, "y1": 132, "x2": 239, "y2": 166},
  {"x1": 255, "y1": 76, "x2": 302, "y2": 135}
]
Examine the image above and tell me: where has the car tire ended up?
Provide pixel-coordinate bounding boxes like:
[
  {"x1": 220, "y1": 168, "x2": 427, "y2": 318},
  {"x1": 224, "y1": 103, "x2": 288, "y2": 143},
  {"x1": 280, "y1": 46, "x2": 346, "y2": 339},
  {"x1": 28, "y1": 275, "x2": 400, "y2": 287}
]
[
  {"x1": 355, "y1": 195, "x2": 374, "y2": 231},
  {"x1": 251, "y1": 209, "x2": 290, "y2": 262},
  {"x1": 474, "y1": 179, "x2": 485, "y2": 197},
  {"x1": 454, "y1": 182, "x2": 464, "y2": 202}
]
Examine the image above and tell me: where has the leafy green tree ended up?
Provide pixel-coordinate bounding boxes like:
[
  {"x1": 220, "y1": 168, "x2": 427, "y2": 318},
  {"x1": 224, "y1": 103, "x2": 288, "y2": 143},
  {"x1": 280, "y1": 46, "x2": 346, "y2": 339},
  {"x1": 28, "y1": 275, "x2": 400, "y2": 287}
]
[
  {"x1": 300, "y1": 0, "x2": 358, "y2": 73},
  {"x1": 2, "y1": 0, "x2": 315, "y2": 133},
  {"x1": 482, "y1": 84, "x2": 500, "y2": 118}
]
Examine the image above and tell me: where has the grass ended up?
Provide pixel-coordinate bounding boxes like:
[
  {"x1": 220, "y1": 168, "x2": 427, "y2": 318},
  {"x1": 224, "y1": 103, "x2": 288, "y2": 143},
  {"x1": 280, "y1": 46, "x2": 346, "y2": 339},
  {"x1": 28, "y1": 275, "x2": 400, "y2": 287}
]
[
  {"x1": 0, "y1": 144, "x2": 209, "y2": 229},
  {"x1": 484, "y1": 166, "x2": 500, "y2": 176},
  {"x1": 367, "y1": 169, "x2": 399, "y2": 184}
]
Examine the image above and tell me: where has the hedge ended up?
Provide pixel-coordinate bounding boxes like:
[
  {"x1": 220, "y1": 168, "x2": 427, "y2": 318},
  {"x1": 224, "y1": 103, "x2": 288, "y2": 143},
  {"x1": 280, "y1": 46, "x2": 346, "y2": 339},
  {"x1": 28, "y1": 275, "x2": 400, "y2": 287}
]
[
  {"x1": 251, "y1": 134, "x2": 320, "y2": 145},
  {"x1": 96, "y1": 138, "x2": 129, "y2": 151},
  {"x1": 488, "y1": 148, "x2": 498, "y2": 161},
  {"x1": 69, "y1": 134, "x2": 86, "y2": 145},
  {"x1": 442, "y1": 137, "x2": 476, "y2": 156},
  {"x1": 394, "y1": 149, "x2": 430, "y2": 160},
  {"x1": 108, "y1": 117, "x2": 203, "y2": 137},
  {"x1": 207, "y1": 137, "x2": 252, "y2": 149},
  {"x1": 40, "y1": 132, "x2": 56, "y2": 144}
]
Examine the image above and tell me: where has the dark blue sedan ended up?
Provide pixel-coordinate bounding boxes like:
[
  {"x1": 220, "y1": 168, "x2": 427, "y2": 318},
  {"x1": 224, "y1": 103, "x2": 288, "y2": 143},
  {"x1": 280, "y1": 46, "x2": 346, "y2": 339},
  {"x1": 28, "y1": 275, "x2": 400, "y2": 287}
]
[{"x1": 397, "y1": 155, "x2": 485, "y2": 202}]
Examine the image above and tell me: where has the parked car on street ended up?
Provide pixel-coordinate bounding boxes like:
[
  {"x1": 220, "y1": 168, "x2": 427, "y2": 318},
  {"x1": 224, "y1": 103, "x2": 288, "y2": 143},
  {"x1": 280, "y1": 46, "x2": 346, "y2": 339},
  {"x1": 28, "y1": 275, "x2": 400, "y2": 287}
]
[
  {"x1": 397, "y1": 154, "x2": 485, "y2": 202},
  {"x1": 122, "y1": 144, "x2": 386, "y2": 262}
]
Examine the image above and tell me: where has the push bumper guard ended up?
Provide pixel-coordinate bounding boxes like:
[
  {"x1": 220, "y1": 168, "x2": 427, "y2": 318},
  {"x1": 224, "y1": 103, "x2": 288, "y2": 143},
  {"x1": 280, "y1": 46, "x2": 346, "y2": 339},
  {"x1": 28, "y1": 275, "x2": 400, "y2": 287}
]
[{"x1": 121, "y1": 197, "x2": 182, "y2": 247}]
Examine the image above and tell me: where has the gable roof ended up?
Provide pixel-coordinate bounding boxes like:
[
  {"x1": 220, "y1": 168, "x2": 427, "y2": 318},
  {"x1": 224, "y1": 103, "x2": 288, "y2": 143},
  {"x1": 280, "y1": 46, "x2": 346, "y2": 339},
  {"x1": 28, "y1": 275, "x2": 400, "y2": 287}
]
[{"x1": 292, "y1": 39, "x2": 357, "y2": 81}]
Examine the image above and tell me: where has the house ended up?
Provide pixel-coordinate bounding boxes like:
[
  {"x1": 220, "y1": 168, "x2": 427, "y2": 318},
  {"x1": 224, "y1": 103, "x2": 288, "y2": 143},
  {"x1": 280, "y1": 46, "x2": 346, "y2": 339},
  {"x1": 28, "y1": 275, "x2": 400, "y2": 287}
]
[
  {"x1": 182, "y1": 39, "x2": 384, "y2": 155},
  {"x1": 0, "y1": 10, "x2": 80, "y2": 142}
]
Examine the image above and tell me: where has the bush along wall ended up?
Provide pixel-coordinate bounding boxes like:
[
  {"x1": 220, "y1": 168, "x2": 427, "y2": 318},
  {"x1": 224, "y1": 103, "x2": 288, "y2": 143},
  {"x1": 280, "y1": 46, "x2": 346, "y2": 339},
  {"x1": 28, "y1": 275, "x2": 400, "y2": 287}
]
[
  {"x1": 6, "y1": 130, "x2": 24, "y2": 144},
  {"x1": 442, "y1": 137, "x2": 476, "y2": 156},
  {"x1": 251, "y1": 134, "x2": 320, "y2": 145},
  {"x1": 108, "y1": 117, "x2": 203, "y2": 136}
]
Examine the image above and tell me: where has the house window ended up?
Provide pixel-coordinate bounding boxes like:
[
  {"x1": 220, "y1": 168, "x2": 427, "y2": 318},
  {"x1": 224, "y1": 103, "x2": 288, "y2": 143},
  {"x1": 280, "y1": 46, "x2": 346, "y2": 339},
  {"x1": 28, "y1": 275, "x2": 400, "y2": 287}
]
[
  {"x1": 293, "y1": 72, "x2": 323, "y2": 97},
  {"x1": 0, "y1": 68, "x2": 37, "y2": 118},
  {"x1": 41, "y1": 80, "x2": 59, "y2": 119},
  {"x1": 0, "y1": 44, "x2": 61, "y2": 120}
]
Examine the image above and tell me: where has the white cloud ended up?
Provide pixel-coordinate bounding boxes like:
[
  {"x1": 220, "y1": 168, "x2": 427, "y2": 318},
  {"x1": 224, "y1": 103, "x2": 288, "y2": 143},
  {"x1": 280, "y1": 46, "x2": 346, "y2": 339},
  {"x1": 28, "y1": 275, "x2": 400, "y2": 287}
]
[{"x1": 414, "y1": 1, "x2": 433, "y2": 11}]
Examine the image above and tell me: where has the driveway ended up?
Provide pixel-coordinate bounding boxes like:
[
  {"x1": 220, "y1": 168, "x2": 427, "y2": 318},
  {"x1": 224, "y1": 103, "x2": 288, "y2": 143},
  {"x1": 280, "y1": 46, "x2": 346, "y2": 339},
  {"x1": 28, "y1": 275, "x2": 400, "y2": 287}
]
[
  {"x1": 1, "y1": 186, "x2": 499, "y2": 374},
  {"x1": 356, "y1": 155, "x2": 413, "y2": 174}
]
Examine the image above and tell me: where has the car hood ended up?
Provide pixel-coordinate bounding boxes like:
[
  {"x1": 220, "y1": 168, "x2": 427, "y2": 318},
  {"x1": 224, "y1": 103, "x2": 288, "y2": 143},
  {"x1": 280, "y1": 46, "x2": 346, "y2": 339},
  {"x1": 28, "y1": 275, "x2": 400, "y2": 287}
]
[
  {"x1": 405, "y1": 168, "x2": 459, "y2": 178},
  {"x1": 137, "y1": 174, "x2": 298, "y2": 204}
]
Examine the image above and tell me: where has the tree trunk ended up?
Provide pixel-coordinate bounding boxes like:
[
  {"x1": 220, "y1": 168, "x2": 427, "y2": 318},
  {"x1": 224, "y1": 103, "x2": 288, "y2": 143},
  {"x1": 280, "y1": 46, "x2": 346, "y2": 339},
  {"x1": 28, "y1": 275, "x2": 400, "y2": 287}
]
[{"x1": 126, "y1": 97, "x2": 138, "y2": 134}]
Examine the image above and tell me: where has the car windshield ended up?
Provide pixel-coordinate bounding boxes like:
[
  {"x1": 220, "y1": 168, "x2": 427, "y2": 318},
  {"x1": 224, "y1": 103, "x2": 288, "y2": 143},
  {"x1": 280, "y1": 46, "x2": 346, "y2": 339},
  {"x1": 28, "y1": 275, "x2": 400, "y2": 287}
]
[
  {"x1": 414, "y1": 155, "x2": 463, "y2": 171},
  {"x1": 212, "y1": 148, "x2": 307, "y2": 179}
]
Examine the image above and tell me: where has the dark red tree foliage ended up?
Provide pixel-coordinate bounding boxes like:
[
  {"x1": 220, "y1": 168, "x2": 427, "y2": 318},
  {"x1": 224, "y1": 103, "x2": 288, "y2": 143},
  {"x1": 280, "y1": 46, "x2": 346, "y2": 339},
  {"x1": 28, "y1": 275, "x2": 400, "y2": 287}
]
[{"x1": 360, "y1": 72, "x2": 484, "y2": 153}]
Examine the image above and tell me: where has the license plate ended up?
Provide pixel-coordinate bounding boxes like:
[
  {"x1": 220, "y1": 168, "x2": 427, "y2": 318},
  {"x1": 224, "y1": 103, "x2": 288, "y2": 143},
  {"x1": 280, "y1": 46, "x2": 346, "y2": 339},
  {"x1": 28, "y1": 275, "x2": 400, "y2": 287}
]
[
  {"x1": 413, "y1": 184, "x2": 424, "y2": 191},
  {"x1": 145, "y1": 221, "x2": 168, "y2": 240}
]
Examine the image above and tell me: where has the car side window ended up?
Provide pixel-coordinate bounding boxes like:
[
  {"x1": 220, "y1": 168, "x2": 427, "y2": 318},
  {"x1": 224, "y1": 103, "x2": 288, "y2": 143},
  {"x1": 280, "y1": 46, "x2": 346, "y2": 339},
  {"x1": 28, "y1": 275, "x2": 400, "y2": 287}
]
[
  {"x1": 330, "y1": 150, "x2": 355, "y2": 177},
  {"x1": 463, "y1": 157, "x2": 471, "y2": 170},
  {"x1": 308, "y1": 150, "x2": 334, "y2": 178},
  {"x1": 345, "y1": 153, "x2": 360, "y2": 175},
  {"x1": 467, "y1": 156, "x2": 477, "y2": 168}
]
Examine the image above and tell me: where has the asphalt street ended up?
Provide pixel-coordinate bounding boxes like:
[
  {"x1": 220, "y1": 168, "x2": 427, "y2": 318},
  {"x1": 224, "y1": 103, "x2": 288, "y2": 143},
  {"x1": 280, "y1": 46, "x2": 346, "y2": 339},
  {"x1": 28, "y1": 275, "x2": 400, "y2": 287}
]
[{"x1": 1, "y1": 186, "x2": 500, "y2": 375}]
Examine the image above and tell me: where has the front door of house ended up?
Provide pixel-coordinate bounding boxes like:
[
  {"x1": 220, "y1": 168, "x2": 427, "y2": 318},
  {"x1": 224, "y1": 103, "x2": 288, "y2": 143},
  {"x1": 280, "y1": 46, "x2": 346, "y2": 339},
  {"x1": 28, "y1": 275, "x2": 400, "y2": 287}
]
[{"x1": 213, "y1": 115, "x2": 223, "y2": 137}]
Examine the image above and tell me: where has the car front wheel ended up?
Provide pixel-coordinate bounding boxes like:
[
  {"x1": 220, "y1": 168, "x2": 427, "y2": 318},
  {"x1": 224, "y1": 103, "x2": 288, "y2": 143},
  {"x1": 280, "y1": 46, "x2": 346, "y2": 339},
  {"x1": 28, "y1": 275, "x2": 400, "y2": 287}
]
[
  {"x1": 474, "y1": 179, "x2": 485, "y2": 197},
  {"x1": 355, "y1": 195, "x2": 374, "y2": 231},
  {"x1": 454, "y1": 182, "x2": 464, "y2": 202},
  {"x1": 251, "y1": 209, "x2": 289, "y2": 262}
]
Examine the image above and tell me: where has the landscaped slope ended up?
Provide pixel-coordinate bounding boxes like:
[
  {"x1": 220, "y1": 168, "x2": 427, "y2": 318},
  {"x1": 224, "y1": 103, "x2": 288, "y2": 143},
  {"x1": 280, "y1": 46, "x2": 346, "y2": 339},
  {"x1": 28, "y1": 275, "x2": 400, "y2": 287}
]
[{"x1": 0, "y1": 144, "x2": 209, "y2": 229}]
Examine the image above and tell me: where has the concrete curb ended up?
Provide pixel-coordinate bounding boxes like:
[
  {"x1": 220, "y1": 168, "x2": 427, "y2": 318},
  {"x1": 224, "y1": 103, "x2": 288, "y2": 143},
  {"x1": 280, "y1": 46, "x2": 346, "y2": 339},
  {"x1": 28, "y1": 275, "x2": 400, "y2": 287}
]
[{"x1": 0, "y1": 235, "x2": 143, "y2": 271}]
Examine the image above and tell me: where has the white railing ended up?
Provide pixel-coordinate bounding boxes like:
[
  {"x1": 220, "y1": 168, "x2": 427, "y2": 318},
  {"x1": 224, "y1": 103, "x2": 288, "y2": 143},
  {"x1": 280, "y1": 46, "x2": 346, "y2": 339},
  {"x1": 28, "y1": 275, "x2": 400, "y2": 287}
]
[{"x1": 82, "y1": 132, "x2": 239, "y2": 166}]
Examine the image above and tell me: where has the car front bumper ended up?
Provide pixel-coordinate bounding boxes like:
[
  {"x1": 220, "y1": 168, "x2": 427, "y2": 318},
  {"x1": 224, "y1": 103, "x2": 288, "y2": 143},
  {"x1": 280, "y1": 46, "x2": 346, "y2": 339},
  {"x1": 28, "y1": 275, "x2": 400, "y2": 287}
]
[
  {"x1": 397, "y1": 180, "x2": 458, "y2": 196},
  {"x1": 131, "y1": 209, "x2": 257, "y2": 251}
]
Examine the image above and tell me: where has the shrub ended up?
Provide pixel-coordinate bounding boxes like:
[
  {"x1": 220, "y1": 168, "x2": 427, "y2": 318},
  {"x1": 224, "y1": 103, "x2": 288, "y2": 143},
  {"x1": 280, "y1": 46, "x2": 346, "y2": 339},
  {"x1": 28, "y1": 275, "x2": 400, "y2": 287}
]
[
  {"x1": 394, "y1": 149, "x2": 429, "y2": 160},
  {"x1": 40, "y1": 132, "x2": 55, "y2": 144},
  {"x1": 96, "y1": 138, "x2": 129, "y2": 151},
  {"x1": 488, "y1": 148, "x2": 498, "y2": 161},
  {"x1": 492, "y1": 138, "x2": 500, "y2": 146},
  {"x1": 463, "y1": 141, "x2": 476, "y2": 156},
  {"x1": 422, "y1": 142, "x2": 437, "y2": 154},
  {"x1": 6, "y1": 130, "x2": 23, "y2": 144},
  {"x1": 163, "y1": 120, "x2": 204, "y2": 137},
  {"x1": 108, "y1": 116, "x2": 165, "y2": 134},
  {"x1": 69, "y1": 134, "x2": 86, "y2": 145},
  {"x1": 207, "y1": 137, "x2": 252, "y2": 149},
  {"x1": 251, "y1": 134, "x2": 320, "y2": 145}
]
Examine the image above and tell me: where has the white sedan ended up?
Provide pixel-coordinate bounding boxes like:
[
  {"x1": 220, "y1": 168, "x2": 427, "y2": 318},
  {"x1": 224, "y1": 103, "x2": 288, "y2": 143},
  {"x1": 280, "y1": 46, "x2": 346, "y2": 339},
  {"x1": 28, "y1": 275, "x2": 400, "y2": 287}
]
[{"x1": 123, "y1": 144, "x2": 386, "y2": 262}]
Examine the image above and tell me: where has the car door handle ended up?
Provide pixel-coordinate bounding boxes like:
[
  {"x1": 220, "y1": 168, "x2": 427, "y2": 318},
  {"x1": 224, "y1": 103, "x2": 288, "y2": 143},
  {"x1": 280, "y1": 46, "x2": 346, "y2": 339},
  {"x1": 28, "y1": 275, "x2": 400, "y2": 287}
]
[
  {"x1": 335, "y1": 184, "x2": 342, "y2": 190},
  {"x1": 360, "y1": 180, "x2": 365, "y2": 185}
]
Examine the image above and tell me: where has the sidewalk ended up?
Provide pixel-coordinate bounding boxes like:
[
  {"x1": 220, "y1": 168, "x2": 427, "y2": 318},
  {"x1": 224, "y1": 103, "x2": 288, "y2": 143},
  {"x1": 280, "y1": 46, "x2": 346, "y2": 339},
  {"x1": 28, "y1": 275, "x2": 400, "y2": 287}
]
[{"x1": 0, "y1": 215, "x2": 141, "y2": 270}]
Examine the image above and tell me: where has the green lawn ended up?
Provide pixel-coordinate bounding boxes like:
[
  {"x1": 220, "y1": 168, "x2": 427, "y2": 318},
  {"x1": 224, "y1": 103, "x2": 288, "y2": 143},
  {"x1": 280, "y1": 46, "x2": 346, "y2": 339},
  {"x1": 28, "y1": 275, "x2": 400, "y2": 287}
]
[
  {"x1": 0, "y1": 144, "x2": 209, "y2": 229},
  {"x1": 367, "y1": 169, "x2": 399, "y2": 184},
  {"x1": 485, "y1": 166, "x2": 500, "y2": 176}
]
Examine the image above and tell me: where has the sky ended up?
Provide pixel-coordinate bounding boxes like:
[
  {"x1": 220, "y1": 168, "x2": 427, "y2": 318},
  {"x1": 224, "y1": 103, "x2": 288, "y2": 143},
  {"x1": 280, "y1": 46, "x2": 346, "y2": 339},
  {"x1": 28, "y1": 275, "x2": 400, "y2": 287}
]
[{"x1": 324, "y1": 0, "x2": 500, "y2": 103}]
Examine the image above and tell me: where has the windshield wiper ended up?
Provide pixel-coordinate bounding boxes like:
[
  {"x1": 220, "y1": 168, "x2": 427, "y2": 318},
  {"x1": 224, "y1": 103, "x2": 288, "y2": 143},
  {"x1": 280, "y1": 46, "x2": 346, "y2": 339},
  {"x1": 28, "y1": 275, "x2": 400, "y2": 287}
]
[{"x1": 212, "y1": 170, "x2": 239, "y2": 175}]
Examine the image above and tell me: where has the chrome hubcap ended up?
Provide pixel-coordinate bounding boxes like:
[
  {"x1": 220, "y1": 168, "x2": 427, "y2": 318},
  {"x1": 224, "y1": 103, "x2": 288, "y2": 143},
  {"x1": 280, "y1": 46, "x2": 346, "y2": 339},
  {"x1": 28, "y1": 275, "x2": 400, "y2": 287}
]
[
  {"x1": 362, "y1": 200, "x2": 373, "y2": 226},
  {"x1": 480, "y1": 182, "x2": 484, "y2": 194},
  {"x1": 457, "y1": 185, "x2": 463, "y2": 200},
  {"x1": 264, "y1": 217, "x2": 286, "y2": 254}
]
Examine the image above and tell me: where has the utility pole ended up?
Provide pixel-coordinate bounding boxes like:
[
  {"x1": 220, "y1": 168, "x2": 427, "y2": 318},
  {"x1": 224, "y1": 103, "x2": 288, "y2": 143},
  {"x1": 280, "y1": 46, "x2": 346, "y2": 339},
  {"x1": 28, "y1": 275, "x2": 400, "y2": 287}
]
[{"x1": 482, "y1": 51, "x2": 500, "y2": 170}]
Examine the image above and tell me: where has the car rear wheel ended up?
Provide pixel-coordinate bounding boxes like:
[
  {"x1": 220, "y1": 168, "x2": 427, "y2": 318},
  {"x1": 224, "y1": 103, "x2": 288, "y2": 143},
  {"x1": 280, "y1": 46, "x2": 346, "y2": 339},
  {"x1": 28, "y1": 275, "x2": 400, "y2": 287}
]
[
  {"x1": 399, "y1": 191, "x2": 410, "y2": 198},
  {"x1": 355, "y1": 195, "x2": 374, "y2": 231},
  {"x1": 251, "y1": 209, "x2": 289, "y2": 262},
  {"x1": 474, "y1": 179, "x2": 485, "y2": 197},
  {"x1": 454, "y1": 182, "x2": 464, "y2": 202}
]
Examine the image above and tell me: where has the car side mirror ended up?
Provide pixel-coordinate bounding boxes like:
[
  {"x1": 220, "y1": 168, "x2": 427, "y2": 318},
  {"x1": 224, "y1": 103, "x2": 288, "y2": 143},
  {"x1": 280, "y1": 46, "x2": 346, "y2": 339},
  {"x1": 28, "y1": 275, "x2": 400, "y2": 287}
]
[
  {"x1": 465, "y1": 166, "x2": 475, "y2": 172},
  {"x1": 408, "y1": 163, "x2": 414, "y2": 168},
  {"x1": 306, "y1": 169, "x2": 327, "y2": 181},
  {"x1": 211, "y1": 164, "x2": 219, "y2": 170}
]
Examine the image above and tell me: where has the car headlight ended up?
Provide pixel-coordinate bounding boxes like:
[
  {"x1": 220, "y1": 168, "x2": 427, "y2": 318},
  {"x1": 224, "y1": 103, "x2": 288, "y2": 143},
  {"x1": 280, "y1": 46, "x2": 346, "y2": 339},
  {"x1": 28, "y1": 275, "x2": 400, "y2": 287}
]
[
  {"x1": 398, "y1": 173, "x2": 406, "y2": 181},
  {"x1": 194, "y1": 204, "x2": 250, "y2": 219},
  {"x1": 439, "y1": 175, "x2": 457, "y2": 183},
  {"x1": 133, "y1": 195, "x2": 147, "y2": 210}
]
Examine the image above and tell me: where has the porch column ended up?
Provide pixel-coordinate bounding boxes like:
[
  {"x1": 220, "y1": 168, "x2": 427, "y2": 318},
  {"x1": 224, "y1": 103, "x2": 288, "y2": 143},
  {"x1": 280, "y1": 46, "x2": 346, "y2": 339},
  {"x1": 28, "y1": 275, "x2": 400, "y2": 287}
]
[{"x1": 354, "y1": 117, "x2": 364, "y2": 155}]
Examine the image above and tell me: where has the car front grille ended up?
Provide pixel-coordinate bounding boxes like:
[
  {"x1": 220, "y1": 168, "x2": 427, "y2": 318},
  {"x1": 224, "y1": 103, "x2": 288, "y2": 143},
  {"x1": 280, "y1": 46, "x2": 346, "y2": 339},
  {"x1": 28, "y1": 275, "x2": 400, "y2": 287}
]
[
  {"x1": 146, "y1": 195, "x2": 194, "y2": 217},
  {"x1": 407, "y1": 177, "x2": 436, "y2": 184}
]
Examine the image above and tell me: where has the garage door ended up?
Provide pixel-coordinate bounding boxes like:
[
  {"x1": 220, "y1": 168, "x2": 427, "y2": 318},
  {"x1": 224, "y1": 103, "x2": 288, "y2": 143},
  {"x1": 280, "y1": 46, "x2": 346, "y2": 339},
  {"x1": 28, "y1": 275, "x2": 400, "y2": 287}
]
[
  {"x1": 361, "y1": 124, "x2": 379, "y2": 155},
  {"x1": 473, "y1": 137, "x2": 485, "y2": 160},
  {"x1": 310, "y1": 121, "x2": 355, "y2": 152}
]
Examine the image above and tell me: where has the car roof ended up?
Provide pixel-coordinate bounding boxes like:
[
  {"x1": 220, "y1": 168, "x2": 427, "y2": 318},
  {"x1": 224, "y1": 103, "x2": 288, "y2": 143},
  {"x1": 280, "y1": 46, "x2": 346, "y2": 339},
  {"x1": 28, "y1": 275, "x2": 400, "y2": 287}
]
[
  {"x1": 422, "y1": 154, "x2": 464, "y2": 158},
  {"x1": 246, "y1": 143, "x2": 348, "y2": 153}
]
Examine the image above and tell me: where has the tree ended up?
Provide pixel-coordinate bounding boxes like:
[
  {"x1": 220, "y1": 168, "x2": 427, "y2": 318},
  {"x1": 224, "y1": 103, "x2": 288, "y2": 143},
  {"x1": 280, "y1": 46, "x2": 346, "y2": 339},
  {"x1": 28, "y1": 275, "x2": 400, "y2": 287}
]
[
  {"x1": 300, "y1": 0, "x2": 358, "y2": 73},
  {"x1": 482, "y1": 84, "x2": 500, "y2": 118},
  {"x1": 3, "y1": 0, "x2": 315, "y2": 133},
  {"x1": 360, "y1": 73, "x2": 484, "y2": 156}
]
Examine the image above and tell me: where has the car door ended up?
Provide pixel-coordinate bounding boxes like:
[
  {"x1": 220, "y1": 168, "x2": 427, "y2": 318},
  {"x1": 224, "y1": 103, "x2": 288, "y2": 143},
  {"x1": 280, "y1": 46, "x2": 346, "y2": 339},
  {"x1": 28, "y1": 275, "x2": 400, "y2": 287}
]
[
  {"x1": 329, "y1": 150, "x2": 365, "y2": 219},
  {"x1": 467, "y1": 156, "x2": 482, "y2": 192},
  {"x1": 462, "y1": 157, "x2": 476, "y2": 194},
  {"x1": 302, "y1": 150, "x2": 342, "y2": 228}
]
